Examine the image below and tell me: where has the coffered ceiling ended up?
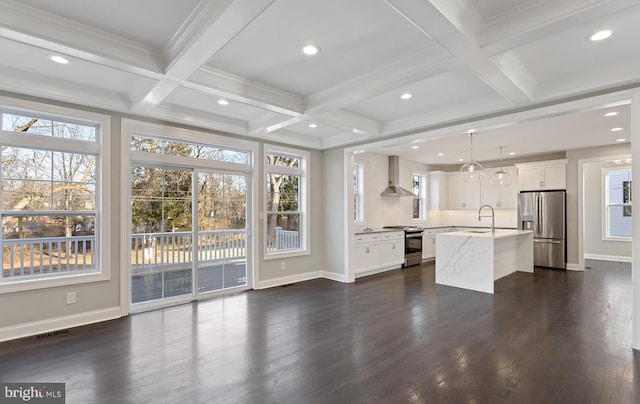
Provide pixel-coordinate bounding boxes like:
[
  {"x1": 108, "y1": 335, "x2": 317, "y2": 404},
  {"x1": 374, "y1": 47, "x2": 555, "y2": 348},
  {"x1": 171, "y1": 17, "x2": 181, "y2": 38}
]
[{"x1": 0, "y1": 0, "x2": 638, "y2": 158}]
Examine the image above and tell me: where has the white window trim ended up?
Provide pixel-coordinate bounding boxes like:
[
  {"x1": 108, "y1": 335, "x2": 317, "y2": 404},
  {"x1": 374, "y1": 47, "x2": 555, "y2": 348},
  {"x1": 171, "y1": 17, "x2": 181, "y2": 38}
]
[
  {"x1": 602, "y1": 166, "x2": 632, "y2": 242},
  {"x1": 121, "y1": 118, "x2": 259, "y2": 312},
  {"x1": 263, "y1": 144, "x2": 310, "y2": 260},
  {"x1": 354, "y1": 163, "x2": 364, "y2": 223},
  {"x1": 412, "y1": 172, "x2": 427, "y2": 221},
  {"x1": 0, "y1": 96, "x2": 111, "y2": 294}
]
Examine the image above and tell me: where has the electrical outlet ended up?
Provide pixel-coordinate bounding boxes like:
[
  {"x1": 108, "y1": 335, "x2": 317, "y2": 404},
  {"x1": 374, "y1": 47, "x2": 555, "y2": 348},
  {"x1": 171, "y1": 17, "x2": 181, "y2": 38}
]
[
  {"x1": 66, "y1": 291, "x2": 76, "y2": 305},
  {"x1": 281, "y1": 262, "x2": 286, "y2": 270}
]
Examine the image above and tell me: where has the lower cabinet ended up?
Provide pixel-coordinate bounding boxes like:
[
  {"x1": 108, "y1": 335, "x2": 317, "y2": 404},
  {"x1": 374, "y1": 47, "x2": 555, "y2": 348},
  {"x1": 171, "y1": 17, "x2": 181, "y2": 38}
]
[
  {"x1": 422, "y1": 231, "x2": 436, "y2": 260},
  {"x1": 354, "y1": 231, "x2": 404, "y2": 277}
]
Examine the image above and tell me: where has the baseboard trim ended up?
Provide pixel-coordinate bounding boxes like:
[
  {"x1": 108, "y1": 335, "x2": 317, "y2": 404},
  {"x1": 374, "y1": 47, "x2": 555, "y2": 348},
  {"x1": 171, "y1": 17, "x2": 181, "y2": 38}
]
[
  {"x1": 0, "y1": 307, "x2": 122, "y2": 343},
  {"x1": 584, "y1": 254, "x2": 632, "y2": 263},
  {"x1": 355, "y1": 265, "x2": 402, "y2": 279},
  {"x1": 322, "y1": 271, "x2": 348, "y2": 283},
  {"x1": 257, "y1": 271, "x2": 322, "y2": 289},
  {"x1": 566, "y1": 263, "x2": 582, "y2": 271}
]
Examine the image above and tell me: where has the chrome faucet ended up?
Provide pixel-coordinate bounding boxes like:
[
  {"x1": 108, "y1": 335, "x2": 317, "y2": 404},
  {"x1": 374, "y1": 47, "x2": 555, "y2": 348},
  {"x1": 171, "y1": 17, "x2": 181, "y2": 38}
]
[{"x1": 478, "y1": 204, "x2": 495, "y2": 233}]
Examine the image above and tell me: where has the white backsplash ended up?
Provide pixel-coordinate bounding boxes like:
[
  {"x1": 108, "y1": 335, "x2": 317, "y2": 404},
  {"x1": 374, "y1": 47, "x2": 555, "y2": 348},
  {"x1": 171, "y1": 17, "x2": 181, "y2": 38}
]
[{"x1": 353, "y1": 152, "x2": 517, "y2": 230}]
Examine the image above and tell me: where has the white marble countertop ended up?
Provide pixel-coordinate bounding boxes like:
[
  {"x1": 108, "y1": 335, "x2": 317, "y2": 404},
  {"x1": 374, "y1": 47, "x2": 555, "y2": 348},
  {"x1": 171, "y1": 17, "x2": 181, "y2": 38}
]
[
  {"x1": 355, "y1": 228, "x2": 404, "y2": 235},
  {"x1": 440, "y1": 229, "x2": 532, "y2": 239}
]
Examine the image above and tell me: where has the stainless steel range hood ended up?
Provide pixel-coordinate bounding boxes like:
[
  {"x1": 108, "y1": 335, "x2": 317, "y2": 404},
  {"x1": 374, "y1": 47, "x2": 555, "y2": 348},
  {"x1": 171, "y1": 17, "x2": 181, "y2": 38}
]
[{"x1": 380, "y1": 155, "x2": 414, "y2": 197}]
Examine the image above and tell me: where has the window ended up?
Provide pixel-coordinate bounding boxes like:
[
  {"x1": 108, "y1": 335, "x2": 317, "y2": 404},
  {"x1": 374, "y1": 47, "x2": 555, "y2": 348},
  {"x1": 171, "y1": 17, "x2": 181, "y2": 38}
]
[
  {"x1": 0, "y1": 99, "x2": 110, "y2": 292},
  {"x1": 354, "y1": 163, "x2": 364, "y2": 222},
  {"x1": 265, "y1": 146, "x2": 308, "y2": 257},
  {"x1": 412, "y1": 174, "x2": 426, "y2": 220},
  {"x1": 604, "y1": 168, "x2": 632, "y2": 239}
]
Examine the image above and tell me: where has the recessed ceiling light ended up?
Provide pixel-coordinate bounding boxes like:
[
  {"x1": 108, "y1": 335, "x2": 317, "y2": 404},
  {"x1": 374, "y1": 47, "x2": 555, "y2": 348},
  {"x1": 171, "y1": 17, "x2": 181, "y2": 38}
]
[
  {"x1": 49, "y1": 55, "x2": 69, "y2": 64},
  {"x1": 616, "y1": 138, "x2": 627, "y2": 142},
  {"x1": 309, "y1": 123, "x2": 318, "y2": 128},
  {"x1": 301, "y1": 44, "x2": 320, "y2": 56},
  {"x1": 412, "y1": 146, "x2": 419, "y2": 149},
  {"x1": 590, "y1": 30, "x2": 612, "y2": 41},
  {"x1": 217, "y1": 99, "x2": 229, "y2": 106},
  {"x1": 604, "y1": 111, "x2": 619, "y2": 117},
  {"x1": 400, "y1": 93, "x2": 412, "y2": 100},
  {"x1": 610, "y1": 127, "x2": 624, "y2": 132},
  {"x1": 437, "y1": 153, "x2": 444, "y2": 156},
  {"x1": 508, "y1": 152, "x2": 516, "y2": 156},
  {"x1": 457, "y1": 158, "x2": 465, "y2": 162}
]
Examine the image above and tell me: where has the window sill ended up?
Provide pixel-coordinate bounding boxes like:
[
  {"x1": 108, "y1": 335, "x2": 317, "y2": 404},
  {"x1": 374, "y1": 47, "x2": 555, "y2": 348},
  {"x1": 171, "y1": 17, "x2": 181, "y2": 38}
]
[
  {"x1": 264, "y1": 249, "x2": 310, "y2": 261},
  {"x1": 0, "y1": 271, "x2": 109, "y2": 294},
  {"x1": 603, "y1": 236, "x2": 632, "y2": 242}
]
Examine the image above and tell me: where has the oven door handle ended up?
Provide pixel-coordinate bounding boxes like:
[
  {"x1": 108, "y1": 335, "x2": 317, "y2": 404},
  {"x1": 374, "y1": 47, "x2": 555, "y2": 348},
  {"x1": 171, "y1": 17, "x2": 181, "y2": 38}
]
[{"x1": 405, "y1": 233, "x2": 424, "y2": 238}]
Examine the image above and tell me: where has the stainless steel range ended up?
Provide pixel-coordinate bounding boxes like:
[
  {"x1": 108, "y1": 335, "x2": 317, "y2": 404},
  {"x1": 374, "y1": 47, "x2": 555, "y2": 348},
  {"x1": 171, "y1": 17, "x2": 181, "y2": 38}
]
[{"x1": 383, "y1": 226, "x2": 424, "y2": 267}]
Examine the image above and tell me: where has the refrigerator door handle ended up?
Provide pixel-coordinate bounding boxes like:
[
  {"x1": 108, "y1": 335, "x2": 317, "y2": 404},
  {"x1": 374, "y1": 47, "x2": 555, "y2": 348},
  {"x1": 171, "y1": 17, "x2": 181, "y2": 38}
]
[{"x1": 533, "y1": 239, "x2": 563, "y2": 244}]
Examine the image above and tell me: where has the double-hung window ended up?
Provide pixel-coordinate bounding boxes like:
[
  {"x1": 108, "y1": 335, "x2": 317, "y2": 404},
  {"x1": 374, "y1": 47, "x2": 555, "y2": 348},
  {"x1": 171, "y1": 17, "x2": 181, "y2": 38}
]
[
  {"x1": 0, "y1": 98, "x2": 110, "y2": 292},
  {"x1": 604, "y1": 167, "x2": 632, "y2": 239},
  {"x1": 264, "y1": 145, "x2": 309, "y2": 257},
  {"x1": 354, "y1": 163, "x2": 364, "y2": 222},
  {"x1": 412, "y1": 173, "x2": 426, "y2": 220}
]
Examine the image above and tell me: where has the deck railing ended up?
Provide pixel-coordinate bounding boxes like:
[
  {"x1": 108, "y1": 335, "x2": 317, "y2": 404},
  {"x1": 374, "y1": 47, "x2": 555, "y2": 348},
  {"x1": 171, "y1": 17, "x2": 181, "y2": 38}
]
[
  {"x1": 2, "y1": 236, "x2": 95, "y2": 278},
  {"x1": 3, "y1": 227, "x2": 301, "y2": 279},
  {"x1": 130, "y1": 229, "x2": 247, "y2": 274}
]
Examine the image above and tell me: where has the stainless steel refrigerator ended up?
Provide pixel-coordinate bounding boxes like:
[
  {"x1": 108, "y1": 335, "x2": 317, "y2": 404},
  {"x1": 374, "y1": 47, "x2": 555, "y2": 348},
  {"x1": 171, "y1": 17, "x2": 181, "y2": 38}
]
[{"x1": 518, "y1": 190, "x2": 566, "y2": 269}]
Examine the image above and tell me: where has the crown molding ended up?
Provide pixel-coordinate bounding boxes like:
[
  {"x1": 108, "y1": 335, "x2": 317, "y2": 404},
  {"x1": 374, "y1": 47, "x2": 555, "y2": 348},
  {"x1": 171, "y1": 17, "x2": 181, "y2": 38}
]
[
  {"x1": 0, "y1": 65, "x2": 132, "y2": 112},
  {"x1": 0, "y1": 0, "x2": 163, "y2": 74}
]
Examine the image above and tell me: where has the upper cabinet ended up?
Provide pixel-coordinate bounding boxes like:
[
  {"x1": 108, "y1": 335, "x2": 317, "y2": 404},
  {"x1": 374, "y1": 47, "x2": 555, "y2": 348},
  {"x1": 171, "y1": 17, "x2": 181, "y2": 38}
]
[
  {"x1": 515, "y1": 159, "x2": 568, "y2": 191},
  {"x1": 429, "y1": 171, "x2": 449, "y2": 210},
  {"x1": 481, "y1": 167, "x2": 518, "y2": 209},
  {"x1": 447, "y1": 172, "x2": 481, "y2": 210}
]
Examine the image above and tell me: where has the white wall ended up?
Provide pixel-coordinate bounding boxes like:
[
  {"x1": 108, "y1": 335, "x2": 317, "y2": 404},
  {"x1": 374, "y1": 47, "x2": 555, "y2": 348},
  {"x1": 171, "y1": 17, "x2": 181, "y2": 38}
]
[
  {"x1": 583, "y1": 159, "x2": 632, "y2": 261},
  {"x1": 566, "y1": 143, "x2": 632, "y2": 267},
  {"x1": 354, "y1": 152, "x2": 432, "y2": 229},
  {"x1": 322, "y1": 148, "x2": 347, "y2": 280}
]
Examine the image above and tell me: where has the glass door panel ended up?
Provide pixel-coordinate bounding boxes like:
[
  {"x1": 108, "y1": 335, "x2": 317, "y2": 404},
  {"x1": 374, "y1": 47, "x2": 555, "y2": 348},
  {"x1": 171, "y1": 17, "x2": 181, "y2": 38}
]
[
  {"x1": 197, "y1": 172, "x2": 247, "y2": 293},
  {"x1": 130, "y1": 166, "x2": 193, "y2": 303}
]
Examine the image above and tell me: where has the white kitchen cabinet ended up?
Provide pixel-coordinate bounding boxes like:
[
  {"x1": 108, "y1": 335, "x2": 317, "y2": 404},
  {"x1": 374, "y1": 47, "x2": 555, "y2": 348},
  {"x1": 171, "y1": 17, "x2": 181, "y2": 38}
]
[
  {"x1": 481, "y1": 167, "x2": 517, "y2": 209},
  {"x1": 353, "y1": 231, "x2": 403, "y2": 277},
  {"x1": 422, "y1": 230, "x2": 436, "y2": 260},
  {"x1": 428, "y1": 171, "x2": 448, "y2": 210},
  {"x1": 516, "y1": 159, "x2": 568, "y2": 191},
  {"x1": 381, "y1": 231, "x2": 405, "y2": 267},
  {"x1": 447, "y1": 172, "x2": 481, "y2": 209}
]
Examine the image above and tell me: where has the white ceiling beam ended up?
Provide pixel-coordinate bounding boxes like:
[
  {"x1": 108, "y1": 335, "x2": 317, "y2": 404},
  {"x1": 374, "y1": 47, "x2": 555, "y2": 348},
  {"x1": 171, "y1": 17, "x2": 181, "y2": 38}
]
[
  {"x1": 131, "y1": 0, "x2": 276, "y2": 114},
  {"x1": 386, "y1": 0, "x2": 534, "y2": 105},
  {"x1": 315, "y1": 111, "x2": 381, "y2": 138}
]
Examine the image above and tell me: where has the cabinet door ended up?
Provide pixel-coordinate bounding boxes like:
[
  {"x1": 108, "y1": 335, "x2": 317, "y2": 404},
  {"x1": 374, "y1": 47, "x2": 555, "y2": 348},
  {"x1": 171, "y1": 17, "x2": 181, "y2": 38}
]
[
  {"x1": 422, "y1": 235, "x2": 435, "y2": 259},
  {"x1": 462, "y1": 179, "x2": 481, "y2": 209},
  {"x1": 353, "y1": 244, "x2": 369, "y2": 273},
  {"x1": 429, "y1": 172, "x2": 449, "y2": 210},
  {"x1": 481, "y1": 171, "x2": 499, "y2": 207},
  {"x1": 519, "y1": 167, "x2": 541, "y2": 191},
  {"x1": 381, "y1": 240, "x2": 403, "y2": 266},
  {"x1": 447, "y1": 173, "x2": 463, "y2": 209},
  {"x1": 499, "y1": 168, "x2": 518, "y2": 209},
  {"x1": 365, "y1": 243, "x2": 382, "y2": 270},
  {"x1": 542, "y1": 165, "x2": 566, "y2": 189}
]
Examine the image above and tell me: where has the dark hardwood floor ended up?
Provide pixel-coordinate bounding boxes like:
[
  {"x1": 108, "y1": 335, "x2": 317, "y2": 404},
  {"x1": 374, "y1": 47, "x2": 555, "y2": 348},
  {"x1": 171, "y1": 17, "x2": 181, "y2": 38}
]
[{"x1": 1, "y1": 260, "x2": 639, "y2": 403}]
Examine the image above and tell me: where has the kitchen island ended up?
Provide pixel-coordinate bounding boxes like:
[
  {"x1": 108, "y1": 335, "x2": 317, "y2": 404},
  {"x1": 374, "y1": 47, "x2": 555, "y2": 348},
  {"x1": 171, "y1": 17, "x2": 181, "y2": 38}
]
[{"x1": 435, "y1": 229, "x2": 533, "y2": 294}]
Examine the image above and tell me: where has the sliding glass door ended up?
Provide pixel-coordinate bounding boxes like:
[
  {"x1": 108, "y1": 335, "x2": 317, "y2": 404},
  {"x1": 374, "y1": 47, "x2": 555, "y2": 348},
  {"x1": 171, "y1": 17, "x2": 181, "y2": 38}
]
[{"x1": 130, "y1": 166, "x2": 248, "y2": 307}]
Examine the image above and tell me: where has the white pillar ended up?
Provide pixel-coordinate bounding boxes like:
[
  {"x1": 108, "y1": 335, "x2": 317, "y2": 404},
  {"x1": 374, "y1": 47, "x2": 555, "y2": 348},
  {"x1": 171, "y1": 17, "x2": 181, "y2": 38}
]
[{"x1": 632, "y1": 90, "x2": 640, "y2": 350}]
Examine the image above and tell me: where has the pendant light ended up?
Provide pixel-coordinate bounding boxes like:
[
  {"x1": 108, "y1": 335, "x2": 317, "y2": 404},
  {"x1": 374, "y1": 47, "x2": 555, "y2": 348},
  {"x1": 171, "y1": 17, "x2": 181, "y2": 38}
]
[
  {"x1": 460, "y1": 132, "x2": 484, "y2": 182},
  {"x1": 490, "y1": 146, "x2": 512, "y2": 186}
]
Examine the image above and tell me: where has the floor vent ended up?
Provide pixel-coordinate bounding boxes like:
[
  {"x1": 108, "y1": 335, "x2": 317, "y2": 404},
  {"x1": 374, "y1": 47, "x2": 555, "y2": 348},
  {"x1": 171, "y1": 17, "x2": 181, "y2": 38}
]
[{"x1": 34, "y1": 329, "x2": 69, "y2": 340}]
